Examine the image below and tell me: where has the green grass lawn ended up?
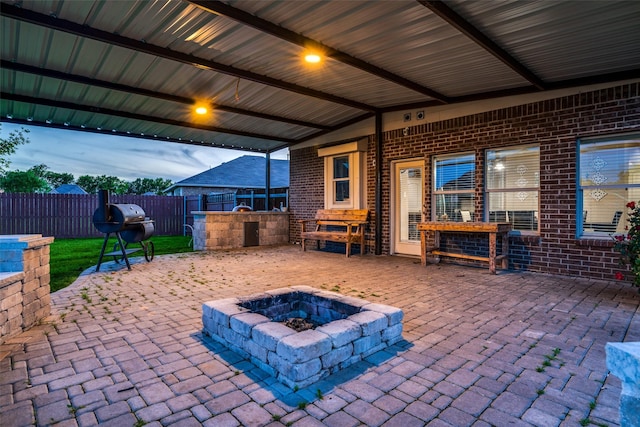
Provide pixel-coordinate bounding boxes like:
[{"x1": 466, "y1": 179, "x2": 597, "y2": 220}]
[{"x1": 50, "y1": 235, "x2": 193, "y2": 292}]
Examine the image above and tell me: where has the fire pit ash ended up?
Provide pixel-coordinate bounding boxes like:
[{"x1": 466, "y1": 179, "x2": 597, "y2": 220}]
[{"x1": 202, "y1": 286, "x2": 404, "y2": 388}]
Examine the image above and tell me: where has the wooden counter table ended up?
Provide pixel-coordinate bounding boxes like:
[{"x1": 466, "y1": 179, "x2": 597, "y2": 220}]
[{"x1": 417, "y1": 222, "x2": 512, "y2": 274}]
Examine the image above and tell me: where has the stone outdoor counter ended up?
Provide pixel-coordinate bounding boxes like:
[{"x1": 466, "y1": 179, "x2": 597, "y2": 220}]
[
  {"x1": 192, "y1": 211, "x2": 289, "y2": 251},
  {"x1": 0, "y1": 234, "x2": 54, "y2": 344}
]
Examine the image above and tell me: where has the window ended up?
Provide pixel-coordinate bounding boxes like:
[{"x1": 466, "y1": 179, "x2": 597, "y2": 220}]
[
  {"x1": 433, "y1": 153, "x2": 475, "y2": 222},
  {"x1": 332, "y1": 155, "x2": 350, "y2": 203},
  {"x1": 319, "y1": 140, "x2": 367, "y2": 209},
  {"x1": 486, "y1": 145, "x2": 539, "y2": 232},
  {"x1": 578, "y1": 134, "x2": 640, "y2": 237}
]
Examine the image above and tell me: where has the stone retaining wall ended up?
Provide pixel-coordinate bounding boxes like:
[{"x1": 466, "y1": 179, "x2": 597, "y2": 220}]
[
  {"x1": 606, "y1": 342, "x2": 640, "y2": 427},
  {"x1": 0, "y1": 235, "x2": 54, "y2": 344}
]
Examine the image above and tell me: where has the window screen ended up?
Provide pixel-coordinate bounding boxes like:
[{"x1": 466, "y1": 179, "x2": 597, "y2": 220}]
[
  {"x1": 333, "y1": 155, "x2": 350, "y2": 202},
  {"x1": 433, "y1": 153, "x2": 475, "y2": 222},
  {"x1": 579, "y1": 134, "x2": 640, "y2": 237},
  {"x1": 486, "y1": 145, "x2": 539, "y2": 231}
]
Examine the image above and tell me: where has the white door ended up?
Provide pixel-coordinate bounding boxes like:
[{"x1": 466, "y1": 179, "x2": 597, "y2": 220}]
[{"x1": 393, "y1": 160, "x2": 423, "y2": 256}]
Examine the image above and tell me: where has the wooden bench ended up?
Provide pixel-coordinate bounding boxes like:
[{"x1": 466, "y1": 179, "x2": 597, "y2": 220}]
[{"x1": 299, "y1": 209, "x2": 369, "y2": 257}]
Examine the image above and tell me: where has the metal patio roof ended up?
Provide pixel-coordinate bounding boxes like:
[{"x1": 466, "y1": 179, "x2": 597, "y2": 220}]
[{"x1": 2, "y1": 0, "x2": 639, "y2": 154}]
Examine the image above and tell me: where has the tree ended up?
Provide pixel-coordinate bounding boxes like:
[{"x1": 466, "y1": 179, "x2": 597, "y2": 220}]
[
  {"x1": 45, "y1": 170, "x2": 75, "y2": 189},
  {"x1": 0, "y1": 124, "x2": 30, "y2": 175},
  {"x1": 77, "y1": 175, "x2": 129, "y2": 195},
  {"x1": 0, "y1": 170, "x2": 50, "y2": 193},
  {"x1": 28, "y1": 164, "x2": 75, "y2": 189},
  {"x1": 127, "y1": 177, "x2": 173, "y2": 195}
]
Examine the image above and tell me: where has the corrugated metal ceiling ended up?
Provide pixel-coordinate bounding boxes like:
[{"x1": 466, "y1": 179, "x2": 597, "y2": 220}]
[{"x1": 1, "y1": 0, "x2": 639, "y2": 153}]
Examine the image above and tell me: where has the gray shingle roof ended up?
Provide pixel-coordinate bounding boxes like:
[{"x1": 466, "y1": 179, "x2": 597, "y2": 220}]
[
  {"x1": 51, "y1": 184, "x2": 88, "y2": 194},
  {"x1": 169, "y1": 155, "x2": 289, "y2": 190}
]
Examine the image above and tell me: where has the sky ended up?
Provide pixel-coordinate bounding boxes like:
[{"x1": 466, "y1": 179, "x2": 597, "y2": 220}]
[{"x1": 0, "y1": 123, "x2": 288, "y2": 183}]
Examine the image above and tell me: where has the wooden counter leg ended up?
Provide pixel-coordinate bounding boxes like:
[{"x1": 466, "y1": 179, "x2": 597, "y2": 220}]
[
  {"x1": 489, "y1": 232, "x2": 497, "y2": 274},
  {"x1": 420, "y1": 230, "x2": 427, "y2": 266},
  {"x1": 501, "y1": 231, "x2": 509, "y2": 270}
]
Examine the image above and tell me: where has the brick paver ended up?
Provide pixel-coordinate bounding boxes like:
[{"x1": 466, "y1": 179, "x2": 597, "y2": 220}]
[{"x1": 1, "y1": 245, "x2": 639, "y2": 426}]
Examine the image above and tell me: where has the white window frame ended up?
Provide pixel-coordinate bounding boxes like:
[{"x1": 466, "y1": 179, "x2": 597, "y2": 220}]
[
  {"x1": 318, "y1": 140, "x2": 367, "y2": 209},
  {"x1": 577, "y1": 133, "x2": 640, "y2": 238}
]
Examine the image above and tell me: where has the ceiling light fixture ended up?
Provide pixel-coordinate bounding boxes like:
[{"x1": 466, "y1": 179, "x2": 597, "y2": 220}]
[
  {"x1": 195, "y1": 106, "x2": 207, "y2": 115},
  {"x1": 305, "y1": 53, "x2": 321, "y2": 64}
]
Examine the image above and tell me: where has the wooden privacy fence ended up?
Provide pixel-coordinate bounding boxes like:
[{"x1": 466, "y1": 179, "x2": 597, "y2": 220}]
[{"x1": 0, "y1": 193, "x2": 184, "y2": 238}]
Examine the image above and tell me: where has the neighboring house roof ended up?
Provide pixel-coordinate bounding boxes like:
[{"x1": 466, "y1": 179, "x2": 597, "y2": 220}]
[
  {"x1": 166, "y1": 156, "x2": 289, "y2": 192},
  {"x1": 51, "y1": 184, "x2": 88, "y2": 194}
]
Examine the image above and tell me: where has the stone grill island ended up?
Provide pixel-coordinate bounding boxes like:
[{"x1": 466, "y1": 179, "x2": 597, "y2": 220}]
[{"x1": 202, "y1": 286, "x2": 404, "y2": 388}]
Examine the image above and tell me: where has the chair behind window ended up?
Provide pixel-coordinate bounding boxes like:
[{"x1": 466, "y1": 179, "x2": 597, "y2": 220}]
[{"x1": 612, "y1": 211, "x2": 623, "y2": 225}]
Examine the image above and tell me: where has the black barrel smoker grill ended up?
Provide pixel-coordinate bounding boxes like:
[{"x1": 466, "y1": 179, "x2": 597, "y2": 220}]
[{"x1": 93, "y1": 190, "x2": 155, "y2": 271}]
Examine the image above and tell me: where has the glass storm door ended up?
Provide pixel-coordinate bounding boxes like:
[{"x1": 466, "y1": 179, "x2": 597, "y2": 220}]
[{"x1": 393, "y1": 160, "x2": 423, "y2": 256}]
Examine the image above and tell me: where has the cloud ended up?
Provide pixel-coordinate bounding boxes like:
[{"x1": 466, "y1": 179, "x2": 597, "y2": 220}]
[{"x1": 1, "y1": 123, "x2": 259, "y2": 182}]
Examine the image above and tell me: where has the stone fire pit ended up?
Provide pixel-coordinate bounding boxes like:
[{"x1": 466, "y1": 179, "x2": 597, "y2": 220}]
[{"x1": 202, "y1": 286, "x2": 404, "y2": 388}]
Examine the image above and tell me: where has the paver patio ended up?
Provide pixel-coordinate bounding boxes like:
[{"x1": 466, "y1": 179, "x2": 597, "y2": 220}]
[{"x1": 1, "y1": 245, "x2": 639, "y2": 427}]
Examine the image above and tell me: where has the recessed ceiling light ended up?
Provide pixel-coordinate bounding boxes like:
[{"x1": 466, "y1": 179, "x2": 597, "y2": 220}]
[
  {"x1": 195, "y1": 106, "x2": 207, "y2": 115},
  {"x1": 305, "y1": 53, "x2": 321, "y2": 63}
]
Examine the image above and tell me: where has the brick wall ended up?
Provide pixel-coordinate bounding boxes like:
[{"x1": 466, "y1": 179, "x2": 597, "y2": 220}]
[
  {"x1": 289, "y1": 82, "x2": 640, "y2": 281},
  {"x1": 289, "y1": 147, "x2": 325, "y2": 242}
]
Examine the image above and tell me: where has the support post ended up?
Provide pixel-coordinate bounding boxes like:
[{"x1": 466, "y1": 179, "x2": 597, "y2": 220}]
[
  {"x1": 265, "y1": 152, "x2": 271, "y2": 210},
  {"x1": 375, "y1": 111, "x2": 382, "y2": 255}
]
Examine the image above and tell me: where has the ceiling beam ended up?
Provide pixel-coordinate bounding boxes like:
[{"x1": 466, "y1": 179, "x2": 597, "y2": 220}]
[
  {"x1": 189, "y1": 0, "x2": 450, "y2": 104},
  {"x1": 297, "y1": 112, "x2": 376, "y2": 144},
  {"x1": 418, "y1": 0, "x2": 546, "y2": 91},
  {"x1": 2, "y1": 92, "x2": 298, "y2": 144},
  {"x1": 379, "y1": 69, "x2": 640, "y2": 113},
  {"x1": 1, "y1": 2, "x2": 376, "y2": 112},
  {"x1": 0, "y1": 118, "x2": 273, "y2": 153},
  {"x1": 1, "y1": 60, "x2": 332, "y2": 131}
]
